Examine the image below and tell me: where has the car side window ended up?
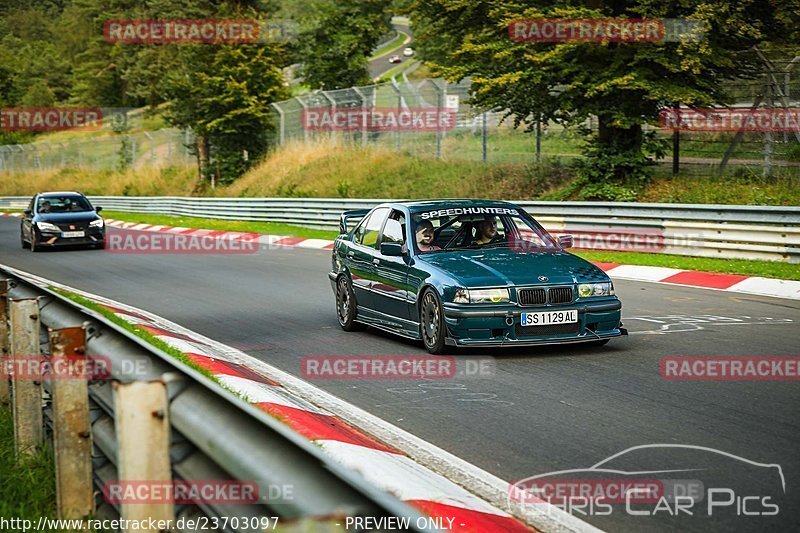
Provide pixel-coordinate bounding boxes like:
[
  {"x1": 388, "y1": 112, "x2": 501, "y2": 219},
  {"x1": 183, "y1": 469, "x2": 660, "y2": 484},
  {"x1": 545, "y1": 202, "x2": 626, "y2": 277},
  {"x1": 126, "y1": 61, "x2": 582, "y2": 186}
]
[
  {"x1": 381, "y1": 211, "x2": 406, "y2": 245},
  {"x1": 353, "y1": 213, "x2": 373, "y2": 244},
  {"x1": 360, "y1": 207, "x2": 389, "y2": 248}
]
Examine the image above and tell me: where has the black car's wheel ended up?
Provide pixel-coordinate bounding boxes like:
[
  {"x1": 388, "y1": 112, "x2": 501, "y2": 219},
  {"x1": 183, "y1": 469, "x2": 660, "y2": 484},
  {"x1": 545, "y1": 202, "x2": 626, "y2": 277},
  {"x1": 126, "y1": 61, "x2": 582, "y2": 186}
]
[
  {"x1": 95, "y1": 240, "x2": 106, "y2": 250},
  {"x1": 335, "y1": 276, "x2": 360, "y2": 331},
  {"x1": 21, "y1": 231, "x2": 29, "y2": 249},
  {"x1": 588, "y1": 339, "x2": 610, "y2": 347},
  {"x1": 420, "y1": 289, "x2": 447, "y2": 354},
  {"x1": 30, "y1": 233, "x2": 39, "y2": 252}
]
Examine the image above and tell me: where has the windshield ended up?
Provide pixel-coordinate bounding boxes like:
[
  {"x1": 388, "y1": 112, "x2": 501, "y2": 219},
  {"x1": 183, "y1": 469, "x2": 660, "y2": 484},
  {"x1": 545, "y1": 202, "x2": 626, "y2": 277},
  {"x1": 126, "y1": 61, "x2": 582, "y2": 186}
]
[
  {"x1": 411, "y1": 207, "x2": 559, "y2": 254},
  {"x1": 38, "y1": 195, "x2": 92, "y2": 213}
]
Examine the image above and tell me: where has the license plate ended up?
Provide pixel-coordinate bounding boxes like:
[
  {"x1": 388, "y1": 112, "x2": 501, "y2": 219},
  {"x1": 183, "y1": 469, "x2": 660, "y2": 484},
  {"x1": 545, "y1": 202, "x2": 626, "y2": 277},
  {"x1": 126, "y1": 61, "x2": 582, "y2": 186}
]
[
  {"x1": 521, "y1": 309, "x2": 578, "y2": 326},
  {"x1": 61, "y1": 231, "x2": 85, "y2": 238}
]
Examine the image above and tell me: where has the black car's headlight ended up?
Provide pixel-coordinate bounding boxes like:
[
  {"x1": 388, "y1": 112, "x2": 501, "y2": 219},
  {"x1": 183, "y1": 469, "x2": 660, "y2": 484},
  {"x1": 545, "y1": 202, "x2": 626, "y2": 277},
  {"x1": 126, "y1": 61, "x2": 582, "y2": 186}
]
[
  {"x1": 578, "y1": 282, "x2": 614, "y2": 298},
  {"x1": 89, "y1": 218, "x2": 104, "y2": 228},
  {"x1": 36, "y1": 221, "x2": 60, "y2": 232},
  {"x1": 454, "y1": 288, "x2": 510, "y2": 304}
]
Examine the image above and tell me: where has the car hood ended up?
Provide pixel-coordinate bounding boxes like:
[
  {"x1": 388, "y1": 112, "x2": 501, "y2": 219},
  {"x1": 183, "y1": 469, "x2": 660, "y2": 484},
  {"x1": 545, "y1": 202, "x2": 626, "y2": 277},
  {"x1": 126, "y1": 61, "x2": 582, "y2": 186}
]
[
  {"x1": 418, "y1": 249, "x2": 608, "y2": 287},
  {"x1": 36, "y1": 212, "x2": 99, "y2": 223}
]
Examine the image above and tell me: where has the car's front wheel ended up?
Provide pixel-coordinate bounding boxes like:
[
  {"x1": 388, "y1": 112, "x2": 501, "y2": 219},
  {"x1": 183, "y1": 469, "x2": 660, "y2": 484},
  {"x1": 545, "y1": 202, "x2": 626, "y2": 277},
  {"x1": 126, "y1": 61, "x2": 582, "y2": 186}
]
[
  {"x1": 588, "y1": 339, "x2": 610, "y2": 347},
  {"x1": 335, "y1": 276, "x2": 360, "y2": 331},
  {"x1": 420, "y1": 289, "x2": 446, "y2": 354},
  {"x1": 20, "y1": 231, "x2": 29, "y2": 249},
  {"x1": 29, "y1": 232, "x2": 39, "y2": 252}
]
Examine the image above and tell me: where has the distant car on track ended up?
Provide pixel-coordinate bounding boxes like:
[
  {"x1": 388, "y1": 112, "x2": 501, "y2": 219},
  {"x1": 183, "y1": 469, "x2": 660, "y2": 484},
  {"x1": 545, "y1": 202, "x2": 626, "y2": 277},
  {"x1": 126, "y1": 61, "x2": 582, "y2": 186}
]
[
  {"x1": 20, "y1": 191, "x2": 105, "y2": 251},
  {"x1": 329, "y1": 200, "x2": 626, "y2": 354},
  {"x1": 403, "y1": 47, "x2": 414, "y2": 57},
  {"x1": 388, "y1": 55, "x2": 402, "y2": 64}
]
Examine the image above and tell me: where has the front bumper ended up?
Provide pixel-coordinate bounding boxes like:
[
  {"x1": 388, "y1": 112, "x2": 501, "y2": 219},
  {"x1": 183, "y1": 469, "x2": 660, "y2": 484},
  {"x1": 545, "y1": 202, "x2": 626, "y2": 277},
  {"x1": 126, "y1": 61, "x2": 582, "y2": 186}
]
[
  {"x1": 35, "y1": 229, "x2": 105, "y2": 247},
  {"x1": 442, "y1": 299, "x2": 624, "y2": 347}
]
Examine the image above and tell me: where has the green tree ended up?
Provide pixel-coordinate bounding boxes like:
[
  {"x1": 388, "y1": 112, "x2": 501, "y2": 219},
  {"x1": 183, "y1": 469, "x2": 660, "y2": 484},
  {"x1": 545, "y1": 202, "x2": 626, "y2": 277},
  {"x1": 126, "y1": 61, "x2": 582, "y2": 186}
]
[
  {"x1": 298, "y1": 0, "x2": 393, "y2": 90},
  {"x1": 162, "y1": 43, "x2": 289, "y2": 184},
  {"x1": 410, "y1": 0, "x2": 799, "y2": 199}
]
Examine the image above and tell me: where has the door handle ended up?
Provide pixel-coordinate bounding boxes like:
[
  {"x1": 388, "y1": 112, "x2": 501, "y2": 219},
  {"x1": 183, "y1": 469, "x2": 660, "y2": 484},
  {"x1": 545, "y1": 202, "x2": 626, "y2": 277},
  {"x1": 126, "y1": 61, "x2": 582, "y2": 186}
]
[{"x1": 372, "y1": 258, "x2": 380, "y2": 265}]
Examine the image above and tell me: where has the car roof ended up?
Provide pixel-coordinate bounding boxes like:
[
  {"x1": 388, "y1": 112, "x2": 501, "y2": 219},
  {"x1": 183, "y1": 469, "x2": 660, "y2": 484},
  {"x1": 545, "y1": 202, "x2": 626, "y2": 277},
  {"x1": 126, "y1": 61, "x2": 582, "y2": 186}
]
[
  {"x1": 38, "y1": 191, "x2": 84, "y2": 198},
  {"x1": 379, "y1": 199, "x2": 521, "y2": 213}
]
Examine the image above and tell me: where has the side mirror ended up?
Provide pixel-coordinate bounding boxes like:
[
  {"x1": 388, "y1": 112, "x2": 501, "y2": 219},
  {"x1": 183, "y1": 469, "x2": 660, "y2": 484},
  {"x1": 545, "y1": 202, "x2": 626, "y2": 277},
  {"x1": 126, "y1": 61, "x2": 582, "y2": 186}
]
[
  {"x1": 380, "y1": 242, "x2": 404, "y2": 256},
  {"x1": 95, "y1": 206, "x2": 103, "y2": 213},
  {"x1": 24, "y1": 209, "x2": 32, "y2": 216},
  {"x1": 558, "y1": 234, "x2": 573, "y2": 249}
]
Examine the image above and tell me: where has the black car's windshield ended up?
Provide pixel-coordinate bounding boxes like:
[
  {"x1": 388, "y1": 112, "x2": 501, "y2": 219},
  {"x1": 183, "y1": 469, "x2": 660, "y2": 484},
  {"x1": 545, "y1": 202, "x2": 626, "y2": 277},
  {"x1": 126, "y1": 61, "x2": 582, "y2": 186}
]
[
  {"x1": 38, "y1": 195, "x2": 92, "y2": 213},
  {"x1": 411, "y1": 207, "x2": 559, "y2": 254}
]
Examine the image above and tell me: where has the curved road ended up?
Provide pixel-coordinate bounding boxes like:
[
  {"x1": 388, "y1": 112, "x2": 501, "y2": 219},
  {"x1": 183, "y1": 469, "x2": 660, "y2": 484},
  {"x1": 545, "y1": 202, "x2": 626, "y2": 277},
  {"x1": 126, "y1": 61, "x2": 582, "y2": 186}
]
[{"x1": 1, "y1": 218, "x2": 798, "y2": 532}]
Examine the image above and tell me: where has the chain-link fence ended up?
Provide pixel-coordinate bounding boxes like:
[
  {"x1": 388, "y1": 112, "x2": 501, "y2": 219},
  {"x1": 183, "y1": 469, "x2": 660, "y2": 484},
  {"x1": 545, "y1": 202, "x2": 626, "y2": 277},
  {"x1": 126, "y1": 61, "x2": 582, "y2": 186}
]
[
  {"x1": 0, "y1": 128, "x2": 194, "y2": 173},
  {"x1": 271, "y1": 68, "x2": 800, "y2": 177}
]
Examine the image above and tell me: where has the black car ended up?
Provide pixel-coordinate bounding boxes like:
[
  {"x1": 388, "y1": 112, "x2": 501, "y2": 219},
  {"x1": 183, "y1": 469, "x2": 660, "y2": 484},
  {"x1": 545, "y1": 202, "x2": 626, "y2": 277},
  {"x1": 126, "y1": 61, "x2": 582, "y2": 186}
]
[{"x1": 20, "y1": 192, "x2": 105, "y2": 251}]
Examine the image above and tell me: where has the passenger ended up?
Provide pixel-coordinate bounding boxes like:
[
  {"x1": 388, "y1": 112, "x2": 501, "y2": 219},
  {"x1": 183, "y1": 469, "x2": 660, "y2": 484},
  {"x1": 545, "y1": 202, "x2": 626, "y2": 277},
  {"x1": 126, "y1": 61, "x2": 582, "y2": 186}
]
[
  {"x1": 472, "y1": 216, "x2": 501, "y2": 245},
  {"x1": 415, "y1": 220, "x2": 440, "y2": 252}
]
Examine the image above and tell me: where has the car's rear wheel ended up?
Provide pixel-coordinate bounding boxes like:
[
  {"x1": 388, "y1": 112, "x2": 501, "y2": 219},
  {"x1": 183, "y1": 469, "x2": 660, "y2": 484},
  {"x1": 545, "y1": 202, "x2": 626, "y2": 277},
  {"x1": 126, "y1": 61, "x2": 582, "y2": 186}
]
[
  {"x1": 420, "y1": 289, "x2": 446, "y2": 354},
  {"x1": 336, "y1": 276, "x2": 360, "y2": 331}
]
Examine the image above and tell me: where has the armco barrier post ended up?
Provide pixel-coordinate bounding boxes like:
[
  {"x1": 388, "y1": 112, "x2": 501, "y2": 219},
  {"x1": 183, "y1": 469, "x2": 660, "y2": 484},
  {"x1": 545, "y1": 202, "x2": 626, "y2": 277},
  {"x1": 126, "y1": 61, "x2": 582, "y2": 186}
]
[
  {"x1": 49, "y1": 326, "x2": 94, "y2": 519},
  {"x1": 9, "y1": 298, "x2": 43, "y2": 455},
  {"x1": 114, "y1": 380, "x2": 173, "y2": 526},
  {"x1": 0, "y1": 280, "x2": 10, "y2": 405}
]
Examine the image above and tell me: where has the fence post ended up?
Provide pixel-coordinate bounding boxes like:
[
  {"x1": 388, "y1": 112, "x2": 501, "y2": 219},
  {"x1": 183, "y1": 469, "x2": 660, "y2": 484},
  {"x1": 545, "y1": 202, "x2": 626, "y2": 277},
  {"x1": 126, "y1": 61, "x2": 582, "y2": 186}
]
[
  {"x1": 271, "y1": 103, "x2": 286, "y2": 146},
  {"x1": 295, "y1": 97, "x2": 309, "y2": 145},
  {"x1": 535, "y1": 114, "x2": 542, "y2": 164},
  {"x1": 49, "y1": 326, "x2": 94, "y2": 519},
  {"x1": 9, "y1": 298, "x2": 43, "y2": 455},
  {"x1": 481, "y1": 111, "x2": 488, "y2": 163},
  {"x1": 114, "y1": 380, "x2": 173, "y2": 526},
  {"x1": 763, "y1": 77, "x2": 774, "y2": 179},
  {"x1": 0, "y1": 280, "x2": 9, "y2": 405},
  {"x1": 352, "y1": 87, "x2": 369, "y2": 147}
]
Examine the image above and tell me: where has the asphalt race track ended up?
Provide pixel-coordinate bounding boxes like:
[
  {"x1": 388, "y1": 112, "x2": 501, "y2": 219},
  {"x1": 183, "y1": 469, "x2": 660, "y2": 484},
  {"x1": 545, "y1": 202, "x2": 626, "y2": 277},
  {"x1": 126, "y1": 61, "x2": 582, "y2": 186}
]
[{"x1": 1, "y1": 217, "x2": 798, "y2": 533}]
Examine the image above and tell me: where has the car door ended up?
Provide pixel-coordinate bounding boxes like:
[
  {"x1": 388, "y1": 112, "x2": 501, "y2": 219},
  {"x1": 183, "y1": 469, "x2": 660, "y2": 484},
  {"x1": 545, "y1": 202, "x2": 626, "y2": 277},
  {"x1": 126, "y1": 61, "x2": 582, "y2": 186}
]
[
  {"x1": 21, "y1": 195, "x2": 36, "y2": 241},
  {"x1": 372, "y1": 210, "x2": 412, "y2": 323},
  {"x1": 347, "y1": 207, "x2": 389, "y2": 309}
]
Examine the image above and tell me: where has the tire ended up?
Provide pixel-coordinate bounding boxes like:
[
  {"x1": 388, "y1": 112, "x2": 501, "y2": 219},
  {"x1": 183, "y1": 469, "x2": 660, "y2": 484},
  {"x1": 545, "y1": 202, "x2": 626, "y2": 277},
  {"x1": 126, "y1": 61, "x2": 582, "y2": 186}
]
[
  {"x1": 21, "y1": 232, "x2": 29, "y2": 249},
  {"x1": 419, "y1": 289, "x2": 447, "y2": 354},
  {"x1": 95, "y1": 240, "x2": 106, "y2": 250},
  {"x1": 335, "y1": 276, "x2": 360, "y2": 331},
  {"x1": 30, "y1": 234, "x2": 39, "y2": 252}
]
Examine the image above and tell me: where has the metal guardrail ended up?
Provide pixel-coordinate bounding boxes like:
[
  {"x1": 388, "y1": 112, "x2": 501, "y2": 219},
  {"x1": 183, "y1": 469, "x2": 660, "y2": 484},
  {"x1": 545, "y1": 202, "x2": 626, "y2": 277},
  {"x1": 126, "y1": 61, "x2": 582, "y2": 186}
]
[
  {"x1": 0, "y1": 268, "x2": 430, "y2": 532},
  {"x1": 1, "y1": 196, "x2": 798, "y2": 262}
]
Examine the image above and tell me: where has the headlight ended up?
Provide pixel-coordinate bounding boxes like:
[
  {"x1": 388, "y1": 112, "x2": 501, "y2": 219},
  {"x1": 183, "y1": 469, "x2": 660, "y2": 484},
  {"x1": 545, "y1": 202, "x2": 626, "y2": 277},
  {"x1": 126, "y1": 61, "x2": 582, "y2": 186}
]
[
  {"x1": 89, "y1": 218, "x2": 104, "y2": 228},
  {"x1": 454, "y1": 288, "x2": 510, "y2": 304},
  {"x1": 36, "y1": 221, "x2": 60, "y2": 232},
  {"x1": 578, "y1": 282, "x2": 614, "y2": 298}
]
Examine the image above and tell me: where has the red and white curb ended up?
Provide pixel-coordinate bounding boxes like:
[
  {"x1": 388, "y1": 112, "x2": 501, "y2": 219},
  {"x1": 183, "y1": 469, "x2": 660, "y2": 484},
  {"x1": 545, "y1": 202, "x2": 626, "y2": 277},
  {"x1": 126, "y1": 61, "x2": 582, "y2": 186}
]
[
  {"x1": 1, "y1": 264, "x2": 598, "y2": 533},
  {"x1": 4, "y1": 213, "x2": 796, "y2": 300},
  {"x1": 100, "y1": 217, "x2": 800, "y2": 301}
]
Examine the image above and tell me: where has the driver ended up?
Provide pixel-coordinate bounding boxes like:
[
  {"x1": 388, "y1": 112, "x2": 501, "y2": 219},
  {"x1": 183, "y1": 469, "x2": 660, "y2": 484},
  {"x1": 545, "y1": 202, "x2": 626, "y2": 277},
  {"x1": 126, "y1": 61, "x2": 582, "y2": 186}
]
[
  {"x1": 472, "y1": 215, "x2": 502, "y2": 246},
  {"x1": 39, "y1": 200, "x2": 51, "y2": 213},
  {"x1": 415, "y1": 220, "x2": 440, "y2": 252}
]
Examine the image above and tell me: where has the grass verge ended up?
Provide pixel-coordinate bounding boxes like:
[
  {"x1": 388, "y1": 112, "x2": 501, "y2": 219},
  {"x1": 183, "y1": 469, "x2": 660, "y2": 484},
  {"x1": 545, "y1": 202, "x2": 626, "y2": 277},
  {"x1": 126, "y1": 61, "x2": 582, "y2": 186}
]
[
  {"x1": 103, "y1": 210, "x2": 800, "y2": 281},
  {"x1": 102, "y1": 210, "x2": 338, "y2": 240},
  {"x1": 49, "y1": 288, "x2": 219, "y2": 384},
  {"x1": 0, "y1": 406, "x2": 58, "y2": 523}
]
